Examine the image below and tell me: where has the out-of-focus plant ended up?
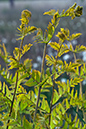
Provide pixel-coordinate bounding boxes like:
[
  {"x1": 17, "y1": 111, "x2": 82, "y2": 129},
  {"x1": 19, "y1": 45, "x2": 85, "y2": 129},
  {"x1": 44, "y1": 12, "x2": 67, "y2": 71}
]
[{"x1": 0, "y1": 3, "x2": 86, "y2": 129}]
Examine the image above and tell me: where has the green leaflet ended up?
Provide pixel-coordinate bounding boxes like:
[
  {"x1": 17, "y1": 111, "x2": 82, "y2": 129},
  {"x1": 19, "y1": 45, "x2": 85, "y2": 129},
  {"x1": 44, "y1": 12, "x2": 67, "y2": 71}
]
[
  {"x1": 41, "y1": 98, "x2": 50, "y2": 112},
  {"x1": 45, "y1": 55, "x2": 55, "y2": 66},
  {"x1": 25, "y1": 78, "x2": 38, "y2": 87},
  {"x1": 52, "y1": 89, "x2": 59, "y2": 105},
  {"x1": 70, "y1": 77, "x2": 83, "y2": 87},
  {"x1": 35, "y1": 76, "x2": 50, "y2": 88},
  {"x1": 43, "y1": 9, "x2": 56, "y2": 16},
  {"x1": 22, "y1": 44, "x2": 33, "y2": 55},
  {"x1": 56, "y1": 28, "x2": 82, "y2": 42},
  {"x1": 49, "y1": 42, "x2": 60, "y2": 51},
  {"x1": 32, "y1": 69, "x2": 41, "y2": 83},
  {"x1": 23, "y1": 116, "x2": 32, "y2": 129},
  {"x1": 74, "y1": 45, "x2": 86, "y2": 53}
]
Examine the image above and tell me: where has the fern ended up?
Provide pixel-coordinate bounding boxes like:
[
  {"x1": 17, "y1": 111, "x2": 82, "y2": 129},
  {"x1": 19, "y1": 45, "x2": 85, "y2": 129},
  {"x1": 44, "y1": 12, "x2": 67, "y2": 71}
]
[{"x1": 0, "y1": 3, "x2": 86, "y2": 129}]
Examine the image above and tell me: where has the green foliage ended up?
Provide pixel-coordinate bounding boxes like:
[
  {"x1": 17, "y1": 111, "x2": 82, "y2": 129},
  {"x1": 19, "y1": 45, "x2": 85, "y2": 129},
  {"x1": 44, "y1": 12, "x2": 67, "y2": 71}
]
[{"x1": 0, "y1": 3, "x2": 86, "y2": 129}]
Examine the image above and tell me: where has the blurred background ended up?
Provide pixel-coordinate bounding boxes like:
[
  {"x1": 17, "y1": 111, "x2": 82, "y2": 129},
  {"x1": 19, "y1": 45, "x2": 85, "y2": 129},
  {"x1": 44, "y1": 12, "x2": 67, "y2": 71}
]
[{"x1": 0, "y1": 0, "x2": 86, "y2": 90}]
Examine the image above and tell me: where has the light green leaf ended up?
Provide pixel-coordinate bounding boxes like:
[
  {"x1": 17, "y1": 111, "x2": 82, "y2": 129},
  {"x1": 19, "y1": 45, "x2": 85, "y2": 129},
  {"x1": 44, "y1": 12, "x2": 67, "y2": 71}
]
[
  {"x1": 52, "y1": 89, "x2": 59, "y2": 105},
  {"x1": 43, "y1": 9, "x2": 56, "y2": 16},
  {"x1": 46, "y1": 55, "x2": 55, "y2": 66},
  {"x1": 23, "y1": 116, "x2": 32, "y2": 129},
  {"x1": 49, "y1": 42, "x2": 60, "y2": 51}
]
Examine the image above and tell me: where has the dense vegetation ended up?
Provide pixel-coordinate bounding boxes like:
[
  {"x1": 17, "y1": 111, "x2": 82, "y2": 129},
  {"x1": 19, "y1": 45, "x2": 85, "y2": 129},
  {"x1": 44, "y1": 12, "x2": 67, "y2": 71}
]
[{"x1": 0, "y1": 2, "x2": 86, "y2": 129}]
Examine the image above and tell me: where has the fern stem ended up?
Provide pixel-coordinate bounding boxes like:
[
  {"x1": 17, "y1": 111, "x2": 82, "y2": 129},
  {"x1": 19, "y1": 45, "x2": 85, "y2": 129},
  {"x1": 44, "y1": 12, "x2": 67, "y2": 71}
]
[
  {"x1": 70, "y1": 42, "x2": 83, "y2": 97},
  {"x1": 71, "y1": 42, "x2": 83, "y2": 96},
  {"x1": 6, "y1": 38, "x2": 24, "y2": 129},
  {"x1": 6, "y1": 72, "x2": 18, "y2": 129},
  {"x1": 49, "y1": 43, "x2": 62, "y2": 127},
  {"x1": 80, "y1": 81, "x2": 82, "y2": 98},
  {"x1": 41, "y1": 43, "x2": 47, "y2": 76},
  {"x1": 70, "y1": 42, "x2": 79, "y2": 124},
  {"x1": 70, "y1": 42, "x2": 85, "y2": 124},
  {"x1": 33, "y1": 43, "x2": 47, "y2": 126},
  {"x1": 49, "y1": 79, "x2": 55, "y2": 126}
]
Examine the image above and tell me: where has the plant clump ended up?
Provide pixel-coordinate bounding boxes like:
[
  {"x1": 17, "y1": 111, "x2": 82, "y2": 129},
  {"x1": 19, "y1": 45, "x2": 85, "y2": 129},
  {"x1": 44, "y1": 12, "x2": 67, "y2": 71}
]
[{"x1": 0, "y1": 3, "x2": 86, "y2": 129}]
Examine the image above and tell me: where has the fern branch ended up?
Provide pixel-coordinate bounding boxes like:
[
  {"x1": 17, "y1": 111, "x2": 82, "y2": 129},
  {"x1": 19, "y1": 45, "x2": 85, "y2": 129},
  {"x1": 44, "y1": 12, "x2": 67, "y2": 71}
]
[
  {"x1": 22, "y1": 65, "x2": 39, "y2": 84},
  {"x1": 0, "y1": 90, "x2": 12, "y2": 102},
  {"x1": 70, "y1": 42, "x2": 83, "y2": 95},
  {"x1": 49, "y1": 42, "x2": 62, "y2": 126},
  {"x1": 33, "y1": 43, "x2": 47, "y2": 124},
  {"x1": 6, "y1": 38, "x2": 24, "y2": 129},
  {"x1": 49, "y1": 79, "x2": 55, "y2": 126},
  {"x1": 71, "y1": 105, "x2": 86, "y2": 124},
  {"x1": 70, "y1": 41, "x2": 84, "y2": 124},
  {"x1": 24, "y1": 94, "x2": 49, "y2": 114}
]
